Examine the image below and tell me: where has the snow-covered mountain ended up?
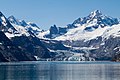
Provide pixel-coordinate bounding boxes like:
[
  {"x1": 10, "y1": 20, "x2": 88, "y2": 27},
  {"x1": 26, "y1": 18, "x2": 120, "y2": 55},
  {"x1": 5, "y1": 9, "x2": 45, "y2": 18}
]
[
  {"x1": 0, "y1": 10, "x2": 120, "y2": 61},
  {"x1": 8, "y1": 15, "x2": 42, "y2": 38},
  {"x1": 37, "y1": 10, "x2": 119, "y2": 42},
  {"x1": 53, "y1": 10, "x2": 119, "y2": 41},
  {"x1": 37, "y1": 10, "x2": 120, "y2": 61},
  {"x1": 0, "y1": 12, "x2": 52, "y2": 62},
  {"x1": 72, "y1": 10, "x2": 119, "y2": 27},
  {"x1": 7, "y1": 10, "x2": 120, "y2": 43},
  {"x1": 0, "y1": 12, "x2": 17, "y2": 34}
]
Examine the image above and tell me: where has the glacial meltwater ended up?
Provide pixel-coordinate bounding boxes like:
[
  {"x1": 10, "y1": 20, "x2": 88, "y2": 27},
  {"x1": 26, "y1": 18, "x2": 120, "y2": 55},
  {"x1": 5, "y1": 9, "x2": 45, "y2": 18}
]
[{"x1": 0, "y1": 61, "x2": 120, "y2": 80}]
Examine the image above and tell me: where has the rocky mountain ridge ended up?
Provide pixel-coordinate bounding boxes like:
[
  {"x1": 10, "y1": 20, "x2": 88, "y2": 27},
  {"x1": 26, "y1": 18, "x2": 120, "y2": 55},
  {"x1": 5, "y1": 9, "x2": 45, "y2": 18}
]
[{"x1": 0, "y1": 10, "x2": 120, "y2": 61}]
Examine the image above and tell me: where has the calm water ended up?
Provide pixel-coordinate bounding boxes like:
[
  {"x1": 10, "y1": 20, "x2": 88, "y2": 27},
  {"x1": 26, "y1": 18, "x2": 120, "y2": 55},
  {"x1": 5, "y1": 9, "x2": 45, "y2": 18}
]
[{"x1": 0, "y1": 61, "x2": 120, "y2": 80}]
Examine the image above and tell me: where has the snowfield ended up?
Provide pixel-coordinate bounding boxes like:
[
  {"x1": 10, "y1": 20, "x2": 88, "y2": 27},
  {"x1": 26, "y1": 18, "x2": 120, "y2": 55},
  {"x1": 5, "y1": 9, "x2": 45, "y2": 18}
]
[{"x1": 55, "y1": 24, "x2": 120, "y2": 41}]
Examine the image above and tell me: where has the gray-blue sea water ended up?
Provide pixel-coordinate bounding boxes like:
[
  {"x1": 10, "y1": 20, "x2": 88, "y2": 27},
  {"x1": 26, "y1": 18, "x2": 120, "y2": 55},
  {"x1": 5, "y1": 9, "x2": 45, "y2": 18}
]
[{"x1": 0, "y1": 61, "x2": 120, "y2": 80}]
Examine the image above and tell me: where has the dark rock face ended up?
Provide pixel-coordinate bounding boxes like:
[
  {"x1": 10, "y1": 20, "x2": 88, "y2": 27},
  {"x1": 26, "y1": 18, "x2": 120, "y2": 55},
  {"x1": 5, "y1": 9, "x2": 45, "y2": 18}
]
[
  {"x1": 44, "y1": 25, "x2": 68, "y2": 39},
  {"x1": 11, "y1": 36, "x2": 51, "y2": 58},
  {"x1": 87, "y1": 36, "x2": 103, "y2": 47},
  {"x1": 45, "y1": 25, "x2": 59, "y2": 39},
  {"x1": 0, "y1": 31, "x2": 35, "y2": 62},
  {"x1": 91, "y1": 37, "x2": 120, "y2": 60},
  {"x1": 40, "y1": 39, "x2": 69, "y2": 50},
  {"x1": 62, "y1": 35, "x2": 120, "y2": 61},
  {"x1": 50, "y1": 25, "x2": 59, "y2": 35}
]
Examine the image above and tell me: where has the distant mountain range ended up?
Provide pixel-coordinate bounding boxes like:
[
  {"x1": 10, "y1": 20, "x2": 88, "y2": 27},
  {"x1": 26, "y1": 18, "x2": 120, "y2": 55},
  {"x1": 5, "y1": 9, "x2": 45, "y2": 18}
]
[{"x1": 0, "y1": 10, "x2": 120, "y2": 62}]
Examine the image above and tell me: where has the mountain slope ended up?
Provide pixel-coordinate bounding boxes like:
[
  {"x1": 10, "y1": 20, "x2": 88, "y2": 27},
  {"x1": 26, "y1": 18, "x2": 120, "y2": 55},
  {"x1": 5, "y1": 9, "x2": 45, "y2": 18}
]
[
  {"x1": 11, "y1": 36, "x2": 51, "y2": 58},
  {"x1": 0, "y1": 31, "x2": 35, "y2": 62},
  {"x1": 0, "y1": 12, "x2": 52, "y2": 62}
]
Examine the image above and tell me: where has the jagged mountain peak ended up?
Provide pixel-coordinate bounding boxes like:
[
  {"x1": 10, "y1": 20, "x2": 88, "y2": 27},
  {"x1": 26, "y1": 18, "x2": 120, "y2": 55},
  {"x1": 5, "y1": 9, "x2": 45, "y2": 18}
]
[
  {"x1": 50, "y1": 24, "x2": 59, "y2": 34},
  {"x1": 53, "y1": 10, "x2": 120, "y2": 41},
  {"x1": 0, "y1": 12, "x2": 17, "y2": 33},
  {"x1": 72, "y1": 10, "x2": 103, "y2": 25},
  {"x1": 92, "y1": 10, "x2": 102, "y2": 14},
  {"x1": 89, "y1": 10, "x2": 102, "y2": 17},
  {"x1": 8, "y1": 15, "x2": 43, "y2": 38},
  {"x1": 8, "y1": 15, "x2": 28, "y2": 27},
  {"x1": 72, "y1": 10, "x2": 119, "y2": 29},
  {"x1": 8, "y1": 15, "x2": 20, "y2": 25},
  {"x1": 8, "y1": 15, "x2": 41, "y2": 29},
  {"x1": 51, "y1": 24, "x2": 57, "y2": 28},
  {"x1": 8, "y1": 15, "x2": 17, "y2": 21}
]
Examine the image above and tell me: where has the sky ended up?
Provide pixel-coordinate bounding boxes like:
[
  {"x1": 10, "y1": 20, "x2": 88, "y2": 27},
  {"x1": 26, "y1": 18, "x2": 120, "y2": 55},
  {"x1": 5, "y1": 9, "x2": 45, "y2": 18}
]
[{"x1": 0, "y1": 0, "x2": 120, "y2": 30}]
